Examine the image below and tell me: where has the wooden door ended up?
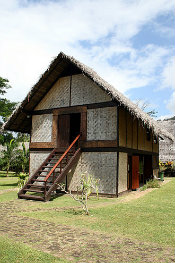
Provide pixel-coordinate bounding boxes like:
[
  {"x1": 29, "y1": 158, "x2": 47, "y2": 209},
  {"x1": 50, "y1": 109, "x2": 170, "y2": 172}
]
[
  {"x1": 132, "y1": 156, "x2": 139, "y2": 190},
  {"x1": 57, "y1": 114, "x2": 70, "y2": 148}
]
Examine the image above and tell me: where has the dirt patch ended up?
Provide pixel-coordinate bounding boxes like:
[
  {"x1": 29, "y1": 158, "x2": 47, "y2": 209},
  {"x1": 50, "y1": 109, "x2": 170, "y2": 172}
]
[{"x1": 0, "y1": 199, "x2": 174, "y2": 263}]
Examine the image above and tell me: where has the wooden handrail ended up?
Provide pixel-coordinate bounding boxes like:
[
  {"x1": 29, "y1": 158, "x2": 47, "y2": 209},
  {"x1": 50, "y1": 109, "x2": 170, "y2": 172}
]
[{"x1": 44, "y1": 134, "x2": 81, "y2": 182}]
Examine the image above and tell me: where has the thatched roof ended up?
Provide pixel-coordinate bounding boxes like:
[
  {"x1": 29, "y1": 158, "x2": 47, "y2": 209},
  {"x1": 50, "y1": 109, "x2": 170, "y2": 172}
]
[{"x1": 2, "y1": 52, "x2": 174, "y2": 141}]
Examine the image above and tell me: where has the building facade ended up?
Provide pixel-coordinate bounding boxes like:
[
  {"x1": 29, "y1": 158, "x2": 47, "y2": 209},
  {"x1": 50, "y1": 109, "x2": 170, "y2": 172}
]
[{"x1": 3, "y1": 52, "x2": 173, "y2": 199}]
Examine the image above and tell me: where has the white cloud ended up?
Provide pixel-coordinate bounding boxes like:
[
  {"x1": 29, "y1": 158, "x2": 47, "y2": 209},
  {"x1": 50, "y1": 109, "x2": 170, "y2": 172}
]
[
  {"x1": 0, "y1": 0, "x2": 174, "y2": 105},
  {"x1": 167, "y1": 91, "x2": 175, "y2": 115},
  {"x1": 161, "y1": 57, "x2": 175, "y2": 90}
]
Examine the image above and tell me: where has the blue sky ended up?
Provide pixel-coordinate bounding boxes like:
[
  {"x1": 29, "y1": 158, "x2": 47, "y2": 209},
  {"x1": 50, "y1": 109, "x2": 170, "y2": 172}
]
[{"x1": 0, "y1": 0, "x2": 174, "y2": 119}]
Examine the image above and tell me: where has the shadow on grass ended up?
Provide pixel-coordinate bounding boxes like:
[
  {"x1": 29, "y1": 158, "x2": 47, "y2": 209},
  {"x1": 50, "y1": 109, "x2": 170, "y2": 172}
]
[
  {"x1": 0, "y1": 182, "x2": 18, "y2": 187},
  {"x1": 49, "y1": 191, "x2": 66, "y2": 201},
  {"x1": 0, "y1": 173, "x2": 16, "y2": 178}
]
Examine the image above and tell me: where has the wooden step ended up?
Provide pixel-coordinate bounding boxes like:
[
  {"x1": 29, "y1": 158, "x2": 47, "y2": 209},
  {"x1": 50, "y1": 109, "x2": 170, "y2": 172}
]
[
  {"x1": 27, "y1": 184, "x2": 50, "y2": 189},
  {"x1": 24, "y1": 188, "x2": 44, "y2": 193},
  {"x1": 18, "y1": 194, "x2": 44, "y2": 201},
  {"x1": 33, "y1": 179, "x2": 46, "y2": 182},
  {"x1": 42, "y1": 166, "x2": 54, "y2": 168}
]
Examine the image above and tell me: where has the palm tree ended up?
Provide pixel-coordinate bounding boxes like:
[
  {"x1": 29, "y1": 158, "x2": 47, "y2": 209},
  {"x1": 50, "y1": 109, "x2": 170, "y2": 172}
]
[
  {"x1": 2, "y1": 139, "x2": 18, "y2": 176},
  {"x1": 17, "y1": 142, "x2": 29, "y2": 174}
]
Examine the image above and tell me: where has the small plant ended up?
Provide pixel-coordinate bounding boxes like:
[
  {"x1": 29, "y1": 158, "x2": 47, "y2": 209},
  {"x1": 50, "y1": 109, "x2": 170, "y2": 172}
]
[
  {"x1": 159, "y1": 160, "x2": 165, "y2": 172},
  {"x1": 17, "y1": 173, "x2": 28, "y2": 189},
  {"x1": 59, "y1": 172, "x2": 99, "y2": 215},
  {"x1": 141, "y1": 179, "x2": 160, "y2": 191}
]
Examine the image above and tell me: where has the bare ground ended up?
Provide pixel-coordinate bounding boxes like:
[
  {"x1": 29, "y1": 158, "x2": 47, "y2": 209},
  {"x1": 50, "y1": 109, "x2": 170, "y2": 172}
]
[{"x1": 0, "y1": 194, "x2": 175, "y2": 263}]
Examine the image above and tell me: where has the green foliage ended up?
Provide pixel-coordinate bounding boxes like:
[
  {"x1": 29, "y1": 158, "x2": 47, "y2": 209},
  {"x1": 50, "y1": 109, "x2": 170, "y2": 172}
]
[
  {"x1": 1, "y1": 139, "x2": 19, "y2": 176},
  {"x1": 0, "y1": 131, "x2": 14, "y2": 145},
  {"x1": 140, "y1": 179, "x2": 160, "y2": 191},
  {"x1": 0, "y1": 76, "x2": 17, "y2": 125},
  {"x1": 69, "y1": 173, "x2": 99, "y2": 215},
  {"x1": 16, "y1": 132, "x2": 30, "y2": 142},
  {"x1": 0, "y1": 98, "x2": 17, "y2": 123},
  {"x1": 15, "y1": 142, "x2": 29, "y2": 173},
  {"x1": 17, "y1": 172, "x2": 28, "y2": 189},
  {"x1": 79, "y1": 173, "x2": 99, "y2": 199},
  {"x1": 0, "y1": 77, "x2": 11, "y2": 95}
]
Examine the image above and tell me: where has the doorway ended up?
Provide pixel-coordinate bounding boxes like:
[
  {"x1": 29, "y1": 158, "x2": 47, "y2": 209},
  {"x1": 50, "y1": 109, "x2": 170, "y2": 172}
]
[
  {"x1": 144, "y1": 155, "x2": 153, "y2": 182},
  {"x1": 57, "y1": 113, "x2": 81, "y2": 149}
]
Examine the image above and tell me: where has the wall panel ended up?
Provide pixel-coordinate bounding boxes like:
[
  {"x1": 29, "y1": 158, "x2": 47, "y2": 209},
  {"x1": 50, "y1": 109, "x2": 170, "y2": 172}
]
[
  {"x1": 31, "y1": 114, "x2": 53, "y2": 142},
  {"x1": 87, "y1": 107, "x2": 117, "y2": 141}
]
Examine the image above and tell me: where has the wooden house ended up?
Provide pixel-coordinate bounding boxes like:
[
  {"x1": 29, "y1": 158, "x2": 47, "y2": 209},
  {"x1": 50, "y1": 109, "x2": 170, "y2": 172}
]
[{"x1": 3, "y1": 52, "x2": 174, "y2": 201}]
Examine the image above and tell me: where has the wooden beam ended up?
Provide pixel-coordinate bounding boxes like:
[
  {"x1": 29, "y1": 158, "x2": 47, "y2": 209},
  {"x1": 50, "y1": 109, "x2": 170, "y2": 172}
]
[
  {"x1": 82, "y1": 146, "x2": 159, "y2": 156},
  {"x1": 53, "y1": 106, "x2": 87, "y2": 115},
  {"x1": 27, "y1": 101, "x2": 118, "y2": 116},
  {"x1": 80, "y1": 140, "x2": 118, "y2": 148},
  {"x1": 116, "y1": 151, "x2": 119, "y2": 197},
  {"x1": 117, "y1": 107, "x2": 119, "y2": 147},
  {"x1": 30, "y1": 142, "x2": 56, "y2": 149}
]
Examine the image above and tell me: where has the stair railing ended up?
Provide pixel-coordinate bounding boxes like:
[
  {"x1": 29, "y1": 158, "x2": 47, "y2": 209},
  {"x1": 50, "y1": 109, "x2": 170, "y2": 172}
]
[{"x1": 44, "y1": 134, "x2": 81, "y2": 196}]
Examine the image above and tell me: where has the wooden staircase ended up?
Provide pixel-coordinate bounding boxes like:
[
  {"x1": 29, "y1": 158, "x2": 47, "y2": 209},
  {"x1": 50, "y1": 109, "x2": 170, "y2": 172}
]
[{"x1": 18, "y1": 134, "x2": 81, "y2": 201}]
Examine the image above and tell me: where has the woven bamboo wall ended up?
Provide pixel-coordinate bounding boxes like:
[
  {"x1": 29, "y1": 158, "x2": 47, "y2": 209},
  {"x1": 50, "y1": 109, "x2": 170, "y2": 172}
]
[
  {"x1": 67, "y1": 152, "x2": 117, "y2": 194},
  {"x1": 35, "y1": 74, "x2": 111, "y2": 111},
  {"x1": 118, "y1": 152, "x2": 128, "y2": 193},
  {"x1": 71, "y1": 74, "x2": 111, "y2": 105},
  {"x1": 29, "y1": 151, "x2": 51, "y2": 176},
  {"x1": 87, "y1": 107, "x2": 117, "y2": 140},
  {"x1": 31, "y1": 114, "x2": 53, "y2": 142},
  {"x1": 35, "y1": 77, "x2": 70, "y2": 110},
  {"x1": 159, "y1": 120, "x2": 175, "y2": 161}
]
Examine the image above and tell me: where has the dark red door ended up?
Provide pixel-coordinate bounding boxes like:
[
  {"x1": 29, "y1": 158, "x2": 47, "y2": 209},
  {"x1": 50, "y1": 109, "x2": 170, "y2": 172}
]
[
  {"x1": 132, "y1": 156, "x2": 139, "y2": 190},
  {"x1": 57, "y1": 114, "x2": 70, "y2": 148}
]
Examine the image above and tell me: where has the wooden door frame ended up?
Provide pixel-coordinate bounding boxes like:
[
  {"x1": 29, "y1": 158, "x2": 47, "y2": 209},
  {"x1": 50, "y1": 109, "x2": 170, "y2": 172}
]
[{"x1": 52, "y1": 106, "x2": 87, "y2": 147}]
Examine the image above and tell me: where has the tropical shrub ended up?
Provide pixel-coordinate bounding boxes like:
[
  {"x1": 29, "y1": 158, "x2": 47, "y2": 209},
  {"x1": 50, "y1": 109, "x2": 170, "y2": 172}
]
[{"x1": 141, "y1": 179, "x2": 160, "y2": 191}]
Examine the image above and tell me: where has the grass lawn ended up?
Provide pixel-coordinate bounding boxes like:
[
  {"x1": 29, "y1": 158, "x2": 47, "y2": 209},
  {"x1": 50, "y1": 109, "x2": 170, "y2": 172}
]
[
  {"x1": 0, "y1": 174, "x2": 175, "y2": 263},
  {"x1": 0, "y1": 171, "x2": 18, "y2": 190},
  {"x1": 21, "y1": 178, "x2": 175, "y2": 247},
  {"x1": 0, "y1": 235, "x2": 70, "y2": 263}
]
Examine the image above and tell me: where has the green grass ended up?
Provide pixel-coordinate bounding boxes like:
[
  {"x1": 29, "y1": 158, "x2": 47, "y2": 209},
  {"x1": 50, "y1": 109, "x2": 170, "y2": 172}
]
[
  {"x1": 21, "y1": 178, "x2": 175, "y2": 247},
  {"x1": 0, "y1": 175, "x2": 175, "y2": 248},
  {"x1": 0, "y1": 235, "x2": 70, "y2": 263},
  {"x1": 0, "y1": 190, "x2": 18, "y2": 202},
  {"x1": 0, "y1": 176, "x2": 18, "y2": 190},
  {"x1": 0, "y1": 171, "x2": 18, "y2": 190},
  {"x1": 0, "y1": 171, "x2": 16, "y2": 177}
]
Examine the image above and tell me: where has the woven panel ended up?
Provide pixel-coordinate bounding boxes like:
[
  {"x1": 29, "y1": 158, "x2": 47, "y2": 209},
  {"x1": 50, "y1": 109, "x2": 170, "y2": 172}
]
[
  {"x1": 31, "y1": 114, "x2": 53, "y2": 142},
  {"x1": 29, "y1": 151, "x2": 51, "y2": 177},
  {"x1": 159, "y1": 120, "x2": 175, "y2": 162},
  {"x1": 35, "y1": 77, "x2": 70, "y2": 110},
  {"x1": 118, "y1": 152, "x2": 127, "y2": 193},
  {"x1": 71, "y1": 74, "x2": 111, "y2": 106},
  {"x1": 67, "y1": 152, "x2": 117, "y2": 194},
  {"x1": 87, "y1": 107, "x2": 117, "y2": 140}
]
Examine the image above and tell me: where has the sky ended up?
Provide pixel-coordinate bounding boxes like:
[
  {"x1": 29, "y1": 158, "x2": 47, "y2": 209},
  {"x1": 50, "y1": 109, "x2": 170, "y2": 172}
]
[{"x1": 0, "y1": 0, "x2": 174, "y2": 119}]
